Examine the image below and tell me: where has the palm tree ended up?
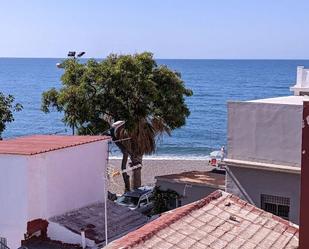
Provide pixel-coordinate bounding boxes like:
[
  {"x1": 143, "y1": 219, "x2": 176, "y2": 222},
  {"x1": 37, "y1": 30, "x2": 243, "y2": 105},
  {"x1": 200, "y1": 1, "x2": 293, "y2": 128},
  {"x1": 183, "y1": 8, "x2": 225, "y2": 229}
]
[{"x1": 112, "y1": 117, "x2": 171, "y2": 191}]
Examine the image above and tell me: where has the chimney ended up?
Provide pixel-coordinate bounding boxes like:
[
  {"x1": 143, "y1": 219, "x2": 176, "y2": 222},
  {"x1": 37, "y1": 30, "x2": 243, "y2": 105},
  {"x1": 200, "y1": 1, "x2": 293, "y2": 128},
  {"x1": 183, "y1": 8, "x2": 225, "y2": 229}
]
[
  {"x1": 300, "y1": 101, "x2": 309, "y2": 248},
  {"x1": 81, "y1": 229, "x2": 86, "y2": 249},
  {"x1": 290, "y1": 66, "x2": 309, "y2": 96}
]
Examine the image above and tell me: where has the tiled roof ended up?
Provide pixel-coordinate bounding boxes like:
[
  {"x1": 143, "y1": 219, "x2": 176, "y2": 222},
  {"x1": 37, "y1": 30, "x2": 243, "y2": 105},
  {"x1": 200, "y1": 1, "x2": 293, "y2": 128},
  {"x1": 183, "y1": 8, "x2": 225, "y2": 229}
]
[
  {"x1": 50, "y1": 201, "x2": 148, "y2": 244},
  {"x1": 155, "y1": 171, "x2": 225, "y2": 188},
  {"x1": 0, "y1": 135, "x2": 109, "y2": 155},
  {"x1": 105, "y1": 190, "x2": 299, "y2": 249}
]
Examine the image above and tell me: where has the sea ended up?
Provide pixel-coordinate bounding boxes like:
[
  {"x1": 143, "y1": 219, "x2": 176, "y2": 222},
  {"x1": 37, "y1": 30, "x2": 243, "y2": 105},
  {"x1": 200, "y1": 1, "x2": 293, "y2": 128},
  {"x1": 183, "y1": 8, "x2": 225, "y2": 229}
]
[{"x1": 1, "y1": 59, "x2": 309, "y2": 158}]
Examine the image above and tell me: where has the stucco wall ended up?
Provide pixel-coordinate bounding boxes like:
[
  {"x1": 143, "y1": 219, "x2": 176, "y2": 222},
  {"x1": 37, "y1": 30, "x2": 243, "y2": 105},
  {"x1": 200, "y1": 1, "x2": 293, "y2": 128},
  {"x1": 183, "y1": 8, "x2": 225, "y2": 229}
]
[
  {"x1": 48, "y1": 222, "x2": 95, "y2": 248},
  {"x1": 156, "y1": 180, "x2": 223, "y2": 206},
  {"x1": 0, "y1": 155, "x2": 28, "y2": 249},
  {"x1": 226, "y1": 166, "x2": 300, "y2": 224},
  {"x1": 0, "y1": 140, "x2": 108, "y2": 248},
  {"x1": 227, "y1": 102, "x2": 302, "y2": 167},
  {"x1": 27, "y1": 140, "x2": 108, "y2": 219}
]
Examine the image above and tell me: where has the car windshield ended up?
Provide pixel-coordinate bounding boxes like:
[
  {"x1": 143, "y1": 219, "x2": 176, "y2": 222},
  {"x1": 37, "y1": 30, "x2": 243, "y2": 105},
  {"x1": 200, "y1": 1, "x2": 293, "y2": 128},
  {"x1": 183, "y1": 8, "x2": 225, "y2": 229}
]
[{"x1": 117, "y1": 195, "x2": 139, "y2": 207}]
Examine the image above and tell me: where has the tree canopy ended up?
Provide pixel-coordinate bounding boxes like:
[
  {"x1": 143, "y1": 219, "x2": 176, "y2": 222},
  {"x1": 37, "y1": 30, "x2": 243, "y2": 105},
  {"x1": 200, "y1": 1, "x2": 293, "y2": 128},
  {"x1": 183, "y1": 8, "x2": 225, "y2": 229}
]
[
  {"x1": 0, "y1": 92, "x2": 23, "y2": 139},
  {"x1": 42, "y1": 52, "x2": 192, "y2": 190}
]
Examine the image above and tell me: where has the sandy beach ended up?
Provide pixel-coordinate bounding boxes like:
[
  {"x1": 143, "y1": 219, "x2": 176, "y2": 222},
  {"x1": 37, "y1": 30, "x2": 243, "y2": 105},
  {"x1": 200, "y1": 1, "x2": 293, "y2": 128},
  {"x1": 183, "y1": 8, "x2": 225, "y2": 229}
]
[{"x1": 108, "y1": 158, "x2": 212, "y2": 194}]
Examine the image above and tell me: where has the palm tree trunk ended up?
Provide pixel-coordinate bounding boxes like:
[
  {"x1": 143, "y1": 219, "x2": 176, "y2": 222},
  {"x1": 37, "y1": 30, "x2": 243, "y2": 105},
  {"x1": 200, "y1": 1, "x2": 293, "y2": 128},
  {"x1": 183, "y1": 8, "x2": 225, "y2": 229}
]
[
  {"x1": 121, "y1": 151, "x2": 131, "y2": 192},
  {"x1": 130, "y1": 155, "x2": 143, "y2": 189},
  {"x1": 111, "y1": 128, "x2": 132, "y2": 192}
]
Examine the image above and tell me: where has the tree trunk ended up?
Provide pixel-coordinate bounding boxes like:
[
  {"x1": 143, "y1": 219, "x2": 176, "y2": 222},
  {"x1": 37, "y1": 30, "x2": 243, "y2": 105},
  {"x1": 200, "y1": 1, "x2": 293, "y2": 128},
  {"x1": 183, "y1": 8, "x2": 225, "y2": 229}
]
[
  {"x1": 121, "y1": 151, "x2": 131, "y2": 192},
  {"x1": 110, "y1": 127, "x2": 132, "y2": 192},
  {"x1": 130, "y1": 155, "x2": 143, "y2": 189}
]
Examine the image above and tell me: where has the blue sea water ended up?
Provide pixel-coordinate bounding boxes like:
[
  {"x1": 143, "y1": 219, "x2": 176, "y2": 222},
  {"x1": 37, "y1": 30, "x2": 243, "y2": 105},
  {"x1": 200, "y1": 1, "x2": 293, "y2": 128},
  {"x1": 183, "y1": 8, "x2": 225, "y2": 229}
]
[{"x1": 1, "y1": 59, "x2": 309, "y2": 158}]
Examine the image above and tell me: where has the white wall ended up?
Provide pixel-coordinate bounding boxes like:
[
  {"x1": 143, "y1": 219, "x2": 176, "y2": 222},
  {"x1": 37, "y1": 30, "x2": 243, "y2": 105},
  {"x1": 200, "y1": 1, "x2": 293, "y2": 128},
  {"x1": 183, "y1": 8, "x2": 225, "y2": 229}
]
[
  {"x1": 156, "y1": 180, "x2": 223, "y2": 206},
  {"x1": 227, "y1": 102, "x2": 302, "y2": 167},
  {"x1": 226, "y1": 166, "x2": 300, "y2": 224},
  {"x1": 27, "y1": 140, "x2": 108, "y2": 219},
  {"x1": 0, "y1": 140, "x2": 108, "y2": 248},
  {"x1": 0, "y1": 155, "x2": 28, "y2": 249},
  {"x1": 48, "y1": 222, "x2": 95, "y2": 248}
]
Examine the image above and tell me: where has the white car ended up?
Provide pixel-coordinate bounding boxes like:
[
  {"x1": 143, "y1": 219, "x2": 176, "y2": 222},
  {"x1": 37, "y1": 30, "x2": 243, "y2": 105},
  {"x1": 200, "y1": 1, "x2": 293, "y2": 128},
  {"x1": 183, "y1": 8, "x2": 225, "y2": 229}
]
[{"x1": 115, "y1": 186, "x2": 154, "y2": 214}]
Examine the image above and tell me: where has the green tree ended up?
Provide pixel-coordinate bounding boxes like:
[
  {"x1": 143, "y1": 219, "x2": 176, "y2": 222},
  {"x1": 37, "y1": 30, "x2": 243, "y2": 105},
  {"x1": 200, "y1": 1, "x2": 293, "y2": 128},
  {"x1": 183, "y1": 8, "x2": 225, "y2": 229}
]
[
  {"x1": 42, "y1": 52, "x2": 192, "y2": 191},
  {"x1": 0, "y1": 92, "x2": 23, "y2": 139}
]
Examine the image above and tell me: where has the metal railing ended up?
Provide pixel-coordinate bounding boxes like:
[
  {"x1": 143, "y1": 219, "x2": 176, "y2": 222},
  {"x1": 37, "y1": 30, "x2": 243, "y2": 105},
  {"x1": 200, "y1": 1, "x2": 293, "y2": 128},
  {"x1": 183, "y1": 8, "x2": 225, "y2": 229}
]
[{"x1": 0, "y1": 238, "x2": 9, "y2": 249}]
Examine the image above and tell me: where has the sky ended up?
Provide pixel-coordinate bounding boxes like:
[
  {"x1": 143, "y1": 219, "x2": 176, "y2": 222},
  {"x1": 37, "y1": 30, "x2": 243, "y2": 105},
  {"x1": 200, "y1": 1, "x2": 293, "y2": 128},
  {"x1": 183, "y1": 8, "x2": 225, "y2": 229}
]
[{"x1": 0, "y1": 0, "x2": 308, "y2": 59}]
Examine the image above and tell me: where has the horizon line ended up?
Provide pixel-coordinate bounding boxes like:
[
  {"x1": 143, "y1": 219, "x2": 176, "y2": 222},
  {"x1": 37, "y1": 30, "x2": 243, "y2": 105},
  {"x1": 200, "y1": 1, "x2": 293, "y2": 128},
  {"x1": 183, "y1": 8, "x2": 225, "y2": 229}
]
[{"x1": 0, "y1": 56, "x2": 309, "y2": 60}]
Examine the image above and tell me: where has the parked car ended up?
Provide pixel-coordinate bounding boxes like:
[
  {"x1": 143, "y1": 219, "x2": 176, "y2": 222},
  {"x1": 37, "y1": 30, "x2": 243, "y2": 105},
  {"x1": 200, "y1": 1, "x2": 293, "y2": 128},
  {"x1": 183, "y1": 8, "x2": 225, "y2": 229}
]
[{"x1": 115, "y1": 186, "x2": 154, "y2": 214}]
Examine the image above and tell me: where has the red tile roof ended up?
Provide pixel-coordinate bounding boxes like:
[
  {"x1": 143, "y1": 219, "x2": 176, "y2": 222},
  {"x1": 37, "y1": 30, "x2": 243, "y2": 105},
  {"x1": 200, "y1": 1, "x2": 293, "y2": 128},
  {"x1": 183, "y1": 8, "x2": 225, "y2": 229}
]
[
  {"x1": 106, "y1": 190, "x2": 299, "y2": 249},
  {"x1": 0, "y1": 135, "x2": 109, "y2": 155}
]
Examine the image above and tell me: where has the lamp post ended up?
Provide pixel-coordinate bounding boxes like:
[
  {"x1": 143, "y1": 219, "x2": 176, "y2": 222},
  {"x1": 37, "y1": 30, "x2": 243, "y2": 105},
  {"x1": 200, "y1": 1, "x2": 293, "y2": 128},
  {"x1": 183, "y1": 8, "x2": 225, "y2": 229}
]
[
  {"x1": 56, "y1": 51, "x2": 86, "y2": 135},
  {"x1": 104, "y1": 120, "x2": 126, "y2": 246}
]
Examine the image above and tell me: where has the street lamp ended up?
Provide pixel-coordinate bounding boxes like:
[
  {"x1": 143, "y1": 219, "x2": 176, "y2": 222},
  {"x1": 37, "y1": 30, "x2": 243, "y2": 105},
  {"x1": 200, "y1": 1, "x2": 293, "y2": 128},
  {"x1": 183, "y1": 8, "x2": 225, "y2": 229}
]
[
  {"x1": 56, "y1": 51, "x2": 86, "y2": 68},
  {"x1": 56, "y1": 51, "x2": 86, "y2": 135},
  {"x1": 111, "y1": 121, "x2": 126, "y2": 139}
]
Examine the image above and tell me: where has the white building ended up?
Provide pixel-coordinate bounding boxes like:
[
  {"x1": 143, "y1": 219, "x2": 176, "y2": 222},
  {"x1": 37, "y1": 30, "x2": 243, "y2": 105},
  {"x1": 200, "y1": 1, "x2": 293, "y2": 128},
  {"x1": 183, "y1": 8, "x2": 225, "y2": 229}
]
[
  {"x1": 225, "y1": 66, "x2": 309, "y2": 224},
  {"x1": 0, "y1": 135, "x2": 109, "y2": 249},
  {"x1": 290, "y1": 66, "x2": 309, "y2": 96}
]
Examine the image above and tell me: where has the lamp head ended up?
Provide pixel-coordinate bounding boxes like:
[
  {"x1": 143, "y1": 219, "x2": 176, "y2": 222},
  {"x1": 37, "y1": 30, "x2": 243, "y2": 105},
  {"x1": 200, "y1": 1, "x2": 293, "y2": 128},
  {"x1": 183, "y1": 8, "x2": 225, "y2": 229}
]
[
  {"x1": 77, "y1": 51, "x2": 86, "y2": 57},
  {"x1": 111, "y1": 120, "x2": 125, "y2": 129},
  {"x1": 68, "y1": 51, "x2": 76, "y2": 57}
]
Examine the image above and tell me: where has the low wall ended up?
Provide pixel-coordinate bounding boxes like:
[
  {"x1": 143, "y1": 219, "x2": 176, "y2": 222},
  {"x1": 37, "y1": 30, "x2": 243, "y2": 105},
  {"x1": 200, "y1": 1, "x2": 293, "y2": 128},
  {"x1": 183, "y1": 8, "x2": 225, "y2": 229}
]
[{"x1": 48, "y1": 221, "x2": 96, "y2": 248}]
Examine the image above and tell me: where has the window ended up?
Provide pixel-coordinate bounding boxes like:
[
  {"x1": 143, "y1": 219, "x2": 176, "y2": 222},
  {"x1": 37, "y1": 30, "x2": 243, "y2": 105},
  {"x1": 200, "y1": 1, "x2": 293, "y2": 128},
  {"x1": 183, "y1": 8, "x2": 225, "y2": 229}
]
[
  {"x1": 167, "y1": 197, "x2": 181, "y2": 209},
  {"x1": 116, "y1": 196, "x2": 139, "y2": 207},
  {"x1": 261, "y1": 194, "x2": 290, "y2": 220},
  {"x1": 139, "y1": 196, "x2": 148, "y2": 206}
]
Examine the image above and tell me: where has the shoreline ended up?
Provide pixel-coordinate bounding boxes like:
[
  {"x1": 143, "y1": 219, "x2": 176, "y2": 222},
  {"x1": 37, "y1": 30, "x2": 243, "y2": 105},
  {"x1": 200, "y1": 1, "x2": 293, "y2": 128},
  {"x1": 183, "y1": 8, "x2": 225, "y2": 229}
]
[{"x1": 109, "y1": 156, "x2": 211, "y2": 161}]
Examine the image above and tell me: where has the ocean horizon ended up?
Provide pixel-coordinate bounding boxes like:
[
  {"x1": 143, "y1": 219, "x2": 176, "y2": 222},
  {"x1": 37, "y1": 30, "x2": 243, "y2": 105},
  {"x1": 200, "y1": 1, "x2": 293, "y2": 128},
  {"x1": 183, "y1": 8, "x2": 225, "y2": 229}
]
[{"x1": 1, "y1": 58, "x2": 309, "y2": 158}]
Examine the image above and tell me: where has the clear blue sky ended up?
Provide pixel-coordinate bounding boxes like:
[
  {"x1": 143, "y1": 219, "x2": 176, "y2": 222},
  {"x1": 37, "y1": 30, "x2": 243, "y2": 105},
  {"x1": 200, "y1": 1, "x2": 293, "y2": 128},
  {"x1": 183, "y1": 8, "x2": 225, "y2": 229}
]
[{"x1": 0, "y1": 0, "x2": 308, "y2": 59}]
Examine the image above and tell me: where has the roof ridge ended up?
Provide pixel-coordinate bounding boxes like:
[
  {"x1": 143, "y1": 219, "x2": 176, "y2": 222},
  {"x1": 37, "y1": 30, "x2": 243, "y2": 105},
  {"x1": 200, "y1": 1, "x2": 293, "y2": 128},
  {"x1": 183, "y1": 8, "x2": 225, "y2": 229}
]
[
  {"x1": 112, "y1": 190, "x2": 223, "y2": 249},
  {"x1": 107, "y1": 190, "x2": 299, "y2": 249}
]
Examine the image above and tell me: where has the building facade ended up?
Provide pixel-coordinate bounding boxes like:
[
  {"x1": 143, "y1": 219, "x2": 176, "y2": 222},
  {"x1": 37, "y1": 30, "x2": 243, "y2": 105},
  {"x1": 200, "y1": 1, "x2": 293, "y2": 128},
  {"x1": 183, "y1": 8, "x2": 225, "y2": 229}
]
[
  {"x1": 0, "y1": 135, "x2": 109, "y2": 249},
  {"x1": 155, "y1": 171, "x2": 225, "y2": 208},
  {"x1": 225, "y1": 96, "x2": 306, "y2": 224}
]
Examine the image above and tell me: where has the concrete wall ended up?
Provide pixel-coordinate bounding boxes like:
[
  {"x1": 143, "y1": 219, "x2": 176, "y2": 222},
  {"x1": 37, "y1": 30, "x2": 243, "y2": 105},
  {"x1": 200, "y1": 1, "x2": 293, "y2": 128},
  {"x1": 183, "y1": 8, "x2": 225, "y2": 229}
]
[
  {"x1": 48, "y1": 222, "x2": 95, "y2": 248},
  {"x1": 227, "y1": 102, "x2": 302, "y2": 167},
  {"x1": 0, "y1": 155, "x2": 28, "y2": 249},
  {"x1": 226, "y1": 166, "x2": 300, "y2": 224},
  {"x1": 156, "y1": 180, "x2": 222, "y2": 206},
  {"x1": 27, "y1": 140, "x2": 108, "y2": 219},
  {"x1": 0, "y1": 140, "x2": 108, "y2": 248}
]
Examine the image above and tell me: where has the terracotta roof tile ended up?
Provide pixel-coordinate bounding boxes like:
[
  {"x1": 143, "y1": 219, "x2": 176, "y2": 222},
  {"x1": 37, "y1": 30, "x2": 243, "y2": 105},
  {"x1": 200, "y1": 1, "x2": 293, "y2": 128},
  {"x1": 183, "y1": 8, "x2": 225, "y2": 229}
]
[
  {"x1": 105, "y1": 190, "x2": 299, "y2": 249},
  {"x1": 0, "y1": 135, "x2": 109, "y2": 155}
]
